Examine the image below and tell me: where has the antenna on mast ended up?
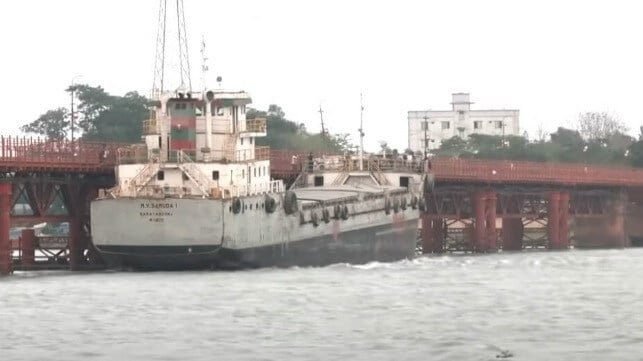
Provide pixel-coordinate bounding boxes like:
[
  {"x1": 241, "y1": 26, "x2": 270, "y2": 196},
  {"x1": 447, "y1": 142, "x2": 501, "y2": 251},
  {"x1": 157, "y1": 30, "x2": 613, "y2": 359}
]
[
  {"x1": 176, "y1": 0, "x2": 192, "y2": 92},
  {"x1": 358, "y1": 92, "x2": 365, "y2": 170},
  {"x1": 318, "y1": 104, "x2": 326, "y2": 137},
  {"x1": 151, "y1": 0, "x2": 192, "y2": 97},
  {"x1": 152, "y1": 0, "x2": 168, "y2": 98},
  {"x1": 200, "y1": 35, "x2": 209, "y2": 92}
]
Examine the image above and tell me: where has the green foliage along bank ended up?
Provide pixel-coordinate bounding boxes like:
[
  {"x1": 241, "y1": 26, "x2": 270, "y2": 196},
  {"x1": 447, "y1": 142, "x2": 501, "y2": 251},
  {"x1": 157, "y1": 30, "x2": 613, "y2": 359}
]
[
  {"x1": 248, "y1": 104, "x2": 353, "y2": 153},
  {"x1": 21, "y1": 86, "x2": 352, "y2": 154},
  {"x1": 433, "y1": 126, "x2": 643, "y2": 168},
  {"x1": 21, "y1": 84, "x2": 149, "y2": 143}
]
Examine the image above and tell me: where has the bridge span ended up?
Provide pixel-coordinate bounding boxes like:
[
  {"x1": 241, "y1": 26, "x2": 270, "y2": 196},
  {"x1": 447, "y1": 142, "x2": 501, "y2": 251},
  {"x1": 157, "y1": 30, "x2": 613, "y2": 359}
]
[{"x1": 2, "y1": 142, "x2": 643, "y2": 274}]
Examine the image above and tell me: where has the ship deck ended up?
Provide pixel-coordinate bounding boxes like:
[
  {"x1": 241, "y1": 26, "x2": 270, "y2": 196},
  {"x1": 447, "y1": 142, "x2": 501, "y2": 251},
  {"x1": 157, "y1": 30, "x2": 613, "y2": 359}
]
[{"x1": 292, "y1": 184, "x2": 407, "y2": 207}]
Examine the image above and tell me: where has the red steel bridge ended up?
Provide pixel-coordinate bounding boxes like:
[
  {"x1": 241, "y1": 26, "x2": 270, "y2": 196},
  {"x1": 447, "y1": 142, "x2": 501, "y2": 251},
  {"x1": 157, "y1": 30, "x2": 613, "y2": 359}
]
[{"x1": 3, "y1": 143, "x2": 643, "y2": 274}]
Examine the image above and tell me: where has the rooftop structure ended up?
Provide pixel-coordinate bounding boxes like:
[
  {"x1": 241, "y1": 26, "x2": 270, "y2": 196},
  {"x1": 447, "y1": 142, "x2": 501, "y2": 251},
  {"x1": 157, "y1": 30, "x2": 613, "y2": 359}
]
[{"x1": 408, "y1": 93, "x2": 520, "y2": 153}]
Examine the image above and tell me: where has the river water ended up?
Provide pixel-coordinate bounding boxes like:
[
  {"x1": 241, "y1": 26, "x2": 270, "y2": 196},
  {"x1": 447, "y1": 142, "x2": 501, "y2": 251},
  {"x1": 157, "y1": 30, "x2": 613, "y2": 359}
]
[{"x1": 1, "y1": 248, "x2": 643, "y2": 361}]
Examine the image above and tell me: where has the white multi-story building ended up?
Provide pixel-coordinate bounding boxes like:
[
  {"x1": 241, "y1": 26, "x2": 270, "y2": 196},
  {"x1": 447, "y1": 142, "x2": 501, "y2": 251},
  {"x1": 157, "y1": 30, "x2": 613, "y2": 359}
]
[{"x1": 408, "y1": 93, "x2": 520, "y2": 153}]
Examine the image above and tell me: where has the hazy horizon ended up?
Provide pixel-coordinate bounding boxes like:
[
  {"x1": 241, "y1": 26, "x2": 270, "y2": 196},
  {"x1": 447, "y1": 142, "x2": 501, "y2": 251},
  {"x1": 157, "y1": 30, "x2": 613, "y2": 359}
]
[{"x1": 2, "y1": 0, "x2": 641, "y2": 151}]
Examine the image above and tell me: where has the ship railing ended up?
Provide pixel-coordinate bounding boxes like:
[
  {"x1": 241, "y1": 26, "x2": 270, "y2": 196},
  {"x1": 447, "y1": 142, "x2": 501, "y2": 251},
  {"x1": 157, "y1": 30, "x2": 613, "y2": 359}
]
[
  {"x1": 304, "y1": 156, "x2": 425, "y2": 174},
  {"x1": 105, "y1": 181, "x2": 284, "y2": 200},
  {"x1": 372, "y1": 158, "x2": 425, "y2": 173},
  {"x1": 244, "y1": 118, "x2": 267, "y2": 133},
  {"x1": 131, "y1": 162, "x2": 161, "y2": 193},
  {"x1": 142, "y1": 119, "x2": 158, "y2": 135},
  {"x1": 170, "y1": 148, "x2": 270, "y2": 163},
  {"x1": 122, "y1": 184, "x2": 197, "y2": 198},
  {"x1": 176, "y1": 150, "x2": 214, "y2": 196},
  {"x1": 117, "y1": 144, "x2": 151, "y2": 164},
  {"x1": 229, "y1": 180, "x2": 284, "y2": 198}
]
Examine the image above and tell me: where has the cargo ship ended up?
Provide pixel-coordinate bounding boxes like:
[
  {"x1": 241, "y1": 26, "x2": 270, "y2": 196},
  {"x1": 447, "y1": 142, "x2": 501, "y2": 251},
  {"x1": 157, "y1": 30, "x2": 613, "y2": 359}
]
[
  {"x1": 89, "y1": 0, "x2": 432, "y2": 269},
  {"x1": 90, "y1": 88, "x2": 432, "y2": 269}
]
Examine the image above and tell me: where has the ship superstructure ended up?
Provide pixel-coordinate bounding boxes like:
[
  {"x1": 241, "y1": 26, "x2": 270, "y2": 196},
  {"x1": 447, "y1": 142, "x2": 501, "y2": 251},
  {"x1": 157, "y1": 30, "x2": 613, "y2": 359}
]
[{"x1": 111, "y1": 90, "x2": 278, "y2": 200}]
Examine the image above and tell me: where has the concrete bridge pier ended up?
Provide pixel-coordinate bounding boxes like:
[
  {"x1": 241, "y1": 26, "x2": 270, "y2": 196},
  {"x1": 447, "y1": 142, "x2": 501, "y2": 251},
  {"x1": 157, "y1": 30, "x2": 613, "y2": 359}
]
[
  {"x1": 472, "y1": 191, "x2": 497, "y2": 252},
  {"x1": 547, "y1": 192, "x2": 561, "y2": 249},
  {"x1": 20, "y1": 229, "x2": 36, "y2": 267},
  {"x1": 0, "y1": 183, "x2": 12, "y2": 275},
  {"x1": 486, "y1": 191, "x2": 498, "y2": 251},
  {"x1": 421, "y1": 217, "x2": 446, "y2": 254},
  {"x1": 573, "y1": 191, "x2": 627, "y2": 248},
  {"x1": 547, "y1": 191, "x2": 570, "y2": 249},
  {"x1": 501, "y1": 218, "x2": 524, "y2": 251}
]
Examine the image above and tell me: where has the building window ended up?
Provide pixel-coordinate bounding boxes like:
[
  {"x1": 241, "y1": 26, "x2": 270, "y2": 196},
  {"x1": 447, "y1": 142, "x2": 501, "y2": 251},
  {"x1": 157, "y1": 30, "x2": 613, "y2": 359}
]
[
  {"x1": 241, "y1": 105, "x2": 246, "y2": 114},
  {"x1": 474, "y1": 121, "x2": 482, "y2": 129},
  {"x1": 240, "y1": 138, "x2": 244, "y2": 145},
  {"x1": 157, "y1": 170, "x2": 165, "y2": 181},
  {"x1": 212, "y1": 171, "x2": 219, "y2": 180},
  {"x1": 217, "y1": 107, "x2": 224, "y2": 116},
  {"x1": 249, "y1": 137, "x2": 253, "y2": 144},
  {"x1": 458, "y1": 111, "x2": 465, "y2": 121},
  {"x1": 495, "y1": 121, "x2": 503, "y2": 129},
  {"x1": 441, "y1": 121, "x2": 450, "y2": 130},
  {"x1": 254, "y1": 167, "x2": 257, "y2": 177},
  {"x1": 242, "y1": 169, "x2": 245, "y2": 178},
  {"x1": 182, "y1": 172, "x2": 189, "y2": 181}
]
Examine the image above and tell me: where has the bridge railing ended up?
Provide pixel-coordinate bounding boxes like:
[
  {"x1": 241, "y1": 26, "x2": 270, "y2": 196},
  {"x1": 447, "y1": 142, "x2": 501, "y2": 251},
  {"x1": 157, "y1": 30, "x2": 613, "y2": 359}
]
[
  {"x1": 0, "y1": 136, "x2": 122, "y2": 169},
  {"x1": 431, "y1": 157, "x2": 643, "y2": 186},
  {"x1": 267, "y1": 149, "x2": 643, "y2": 187}
]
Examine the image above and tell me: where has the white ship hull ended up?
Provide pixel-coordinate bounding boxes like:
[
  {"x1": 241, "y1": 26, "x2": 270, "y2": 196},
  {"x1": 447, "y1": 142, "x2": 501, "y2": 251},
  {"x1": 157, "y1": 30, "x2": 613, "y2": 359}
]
[{"x1": 91, "y1": 190, "x2": 420, "y2": 270}]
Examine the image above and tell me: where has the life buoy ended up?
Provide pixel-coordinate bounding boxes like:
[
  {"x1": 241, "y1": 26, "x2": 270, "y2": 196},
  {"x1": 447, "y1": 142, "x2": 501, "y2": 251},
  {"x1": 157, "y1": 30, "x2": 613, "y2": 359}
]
[
  {"x1": 410, "y1": 195, "x2": 418, "y2": 209},
  {"x1": 232, "y1": 197, "x2": 242, "y2": 214},
  {"x1": 400, "y1": 197, "x2": 407, "y2": 210},
  {"x1": 341, "y1": 205, "x2": 349, "y2": 220},
  {"x1": 265, "y1": 195, "x2": 276, "y2": 213},
  {"x1": 284, "y1": 191, "x2": 298, "y2": 215},
  {"x1": 322, "y1": 208, "x2": 330, "y2": 223},
  {"x1": 311, "y1": 211, "x2": 319, "y2": 227},
  {"x1": 384, "y1": 197, "x2": 391, "y2": 215},
  {"x1": 393, "y1": 197, "x2": 400, "y2": 213}
]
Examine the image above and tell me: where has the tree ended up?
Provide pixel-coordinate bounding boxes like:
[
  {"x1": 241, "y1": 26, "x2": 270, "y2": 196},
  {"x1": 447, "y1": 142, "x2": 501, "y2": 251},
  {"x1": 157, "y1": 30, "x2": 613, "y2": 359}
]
[
  {"x1": 535, "y1": 123, "x2": 549, "y2": 143},
  {"x1": 21, "y1": 108, "x2": 69, "y2": 140},
  {"x1": 435, "y1": 136, "x2": 468, "y2": 157},
  {"x1": 80, "y1": 90, "x2": 149, "y2": 143},
  {"x1": 251, "y1": 104, "x2": 350, "y2": 152},
  {"x1": 550, "y1": 127, "x2": 584, "y2": 149},
  {"x1": 379, "y1": 141, "x2": 391, "y2": 155},
  {"x1": 577, "y1": 112, "x2": 627, "y2": 140},
  {"x1": 21, "y1": 84, "x2": 150, "y2": 143}
]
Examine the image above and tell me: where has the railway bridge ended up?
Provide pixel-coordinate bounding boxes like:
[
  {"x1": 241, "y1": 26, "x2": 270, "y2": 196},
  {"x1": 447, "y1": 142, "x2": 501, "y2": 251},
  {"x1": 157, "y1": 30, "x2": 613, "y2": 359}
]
[{"x1": 3, "y1": 143, "x2": 643, "y2": 274}]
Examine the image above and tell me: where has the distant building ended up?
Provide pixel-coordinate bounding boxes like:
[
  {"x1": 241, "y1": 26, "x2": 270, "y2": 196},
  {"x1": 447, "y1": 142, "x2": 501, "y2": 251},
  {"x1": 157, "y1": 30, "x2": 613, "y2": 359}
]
[{"x1": 408, "y1": 93, "x2": 519, "y2": 153}]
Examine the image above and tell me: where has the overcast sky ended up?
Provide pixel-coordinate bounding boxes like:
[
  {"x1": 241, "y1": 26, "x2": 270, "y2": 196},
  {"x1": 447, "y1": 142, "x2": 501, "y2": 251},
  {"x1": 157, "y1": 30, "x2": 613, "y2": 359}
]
[{"x1": 1, "y1": 0, "x2": 641, "y2": 151}]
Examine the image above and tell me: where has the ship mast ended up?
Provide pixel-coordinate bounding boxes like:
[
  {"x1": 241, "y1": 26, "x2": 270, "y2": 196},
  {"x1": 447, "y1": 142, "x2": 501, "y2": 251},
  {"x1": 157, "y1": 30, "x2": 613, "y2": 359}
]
[
  {"x1": 151, "y1": 0, "x2": 193, "y2": 97},
  {"x1": 318, "y1": 104, "x2": 326, "y2": 137},
  {"x1": 151, "y1": 0, "x2": 167, "y2": 98},
  {"x1": 358, "y1": 92, "x2": 365, "y2": 171},
  {"x1": 201, "y1": 36, "x2": 213, "y2": 158}
]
